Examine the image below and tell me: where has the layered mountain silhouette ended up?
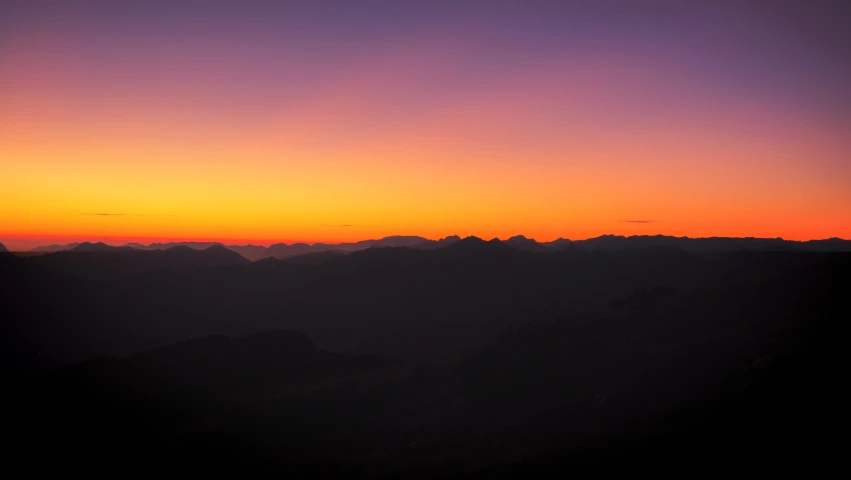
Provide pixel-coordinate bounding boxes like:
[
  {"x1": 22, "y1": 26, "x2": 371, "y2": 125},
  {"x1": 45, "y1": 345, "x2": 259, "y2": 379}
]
[
  {"x1": 70, "y1": 241, "x2": 136, "y2": 253},
  {"x1": 31, "y1": 242, "x2": 81, "y2": 252},
  {"x1": 2, "y1": 233, "x2": 847, "y2": 475},
  {"x1": 0, "y1": 241, "x2": 7, "y2": 253},
  {"x1": 504, "y1": 234, "x2": 555, "y2": 252},
  {"x1": 25, "y1": 243, "x2": 250, "y2": 280},
  {"x1": 8, "y1": 257, "x2": 845, "y2": 474},
  {"x1": 21, "y1": 234, "x2": 851, "y2": 261},
  {"x1": 3, "y1": 235, "x2": 848, "y2": 368}
]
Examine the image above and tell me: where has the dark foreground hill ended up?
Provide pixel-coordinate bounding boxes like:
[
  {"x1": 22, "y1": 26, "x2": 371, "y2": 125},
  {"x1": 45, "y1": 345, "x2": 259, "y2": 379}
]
[
  {"x1": 2, "y1": 238, "x2": 847, "y2": 475},
  {"x1": 7, "y1": 254, "x2": 845, "y2": 475}
]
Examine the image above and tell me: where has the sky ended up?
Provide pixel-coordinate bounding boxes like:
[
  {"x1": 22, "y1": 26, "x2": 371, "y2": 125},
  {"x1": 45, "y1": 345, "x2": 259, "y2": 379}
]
[{"x1": 2, "y1": 0, "x2": 850, "y2": 250}]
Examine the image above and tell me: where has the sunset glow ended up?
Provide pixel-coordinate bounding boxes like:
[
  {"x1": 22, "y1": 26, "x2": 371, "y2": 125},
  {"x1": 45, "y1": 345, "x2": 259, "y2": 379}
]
[{"x1": 2, "y1": 1, "x2": 849, "y2": 251}]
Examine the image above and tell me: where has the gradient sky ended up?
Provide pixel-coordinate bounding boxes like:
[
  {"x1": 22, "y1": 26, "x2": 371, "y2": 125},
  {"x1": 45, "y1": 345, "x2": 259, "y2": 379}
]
[{"x1": 2, "y1": 0, "x2": 850, "y2": 250}]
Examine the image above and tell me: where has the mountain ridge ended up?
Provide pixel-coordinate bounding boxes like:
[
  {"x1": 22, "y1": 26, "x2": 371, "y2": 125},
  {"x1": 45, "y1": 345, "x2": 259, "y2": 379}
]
[{"x1": 14, "y1": 233, "x2": 851, "y2": 260}]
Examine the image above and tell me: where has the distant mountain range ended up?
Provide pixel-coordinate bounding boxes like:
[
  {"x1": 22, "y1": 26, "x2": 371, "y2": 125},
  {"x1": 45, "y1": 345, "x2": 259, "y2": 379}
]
[
  {"x1": 0, "y1": 241, "x2": 7, "y2": 253},
  {"x1": 19, "y1": 234, "x2": 851, "y2": 260},
  {"x1": 27, "y1": 235, "x2": 457, "y2": 260},
  {"x1": 25, "y1": 242, "x2": 250, "y2": 279}
]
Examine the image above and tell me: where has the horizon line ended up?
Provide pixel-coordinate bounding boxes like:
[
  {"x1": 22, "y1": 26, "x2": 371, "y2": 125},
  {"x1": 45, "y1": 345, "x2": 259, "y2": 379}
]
[{"x1": 2, "y1": 232, "x2": 848, "y2": 252}]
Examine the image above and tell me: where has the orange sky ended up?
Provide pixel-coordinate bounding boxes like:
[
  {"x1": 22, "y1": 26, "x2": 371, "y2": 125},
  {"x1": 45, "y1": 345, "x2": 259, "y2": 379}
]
[{"x1": 2, "y1": 2, "x2": 850, "y2": 251}]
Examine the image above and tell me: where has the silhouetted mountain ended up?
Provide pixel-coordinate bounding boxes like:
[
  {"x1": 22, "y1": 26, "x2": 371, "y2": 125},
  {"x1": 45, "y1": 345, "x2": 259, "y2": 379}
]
[
  {"x1": 226, "y1": 244, "x2": 269, "y2": 261},
  {"x1": 31, "y1": 240, "x2": 233, "y2": 254},
  {"x1": 570, "y1": 234, "x2": 851, "y2": 253},
  {"x1": 71, "y1": 242, "x2": 136, "y2": 253},
  {"x1": 27, "y1": 234, "x2": 851, "y2": 262},
  {"x1": 200, "y1": 244, "x2": 250, "y2": 263},
  {"x1": 542, "y1": 237, "x2": 573, "y2": 250},
  {"x1": 135, "y1": 241, "x2": 223, "y2": 250},
  {"x1": 0, "y1": 239, "x2": 670, "y2": 366},
  {"x1": 372, "y1": 235, "x2": 431, "y2": 247},
  {"x1": 504, "y1": 235, "x2": 551, "y2": 252},
  {"x1": 31, "y1": 243, "x2": 80, "y2": 252},
  {"x1": 4, "y1": 230, "x2": 848, "y2": 476},
  {"x1": 9, "y1": 329, "x2": 402, "y2": 472},
  {"x1": 804, "y1": 237, "x2": 851, "y2": 252},
  {"x1": 434, "y1": 234, "x2": 462, "y2": 247},
  {"x1": 444, "y1": 235, "x2": 516, "y2": 255},
  {"x1": 265, "y1": 242, "x2": 319, "y2": 258},
  {"x1": 7, "y1": 254, "x2": 845, "y2": 475},
  {"x1": 279, "y1": 250, "x2": 346, "y2": 265},
  {"x1": 412, "y1": 235, "x2": 461, "y2": 250},
  {"x1": 13, "y1": 238, "x2": 850, "y2": 368},
  {"x1": 0, "y1": 242, "x2": 7, "y2": 253},
  {"x1": 249, "y1": 251, "x2": 347, "y2": 267},
  {"x1": 260, "y1": 236, "x2": 431, "y2": 259},
  {"x1": 27, "y1": 244, "x2": 249, "y2": 281}
]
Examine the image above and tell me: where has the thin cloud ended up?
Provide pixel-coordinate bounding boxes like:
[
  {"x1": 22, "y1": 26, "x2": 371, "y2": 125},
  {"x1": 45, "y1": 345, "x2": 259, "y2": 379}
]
[{"x1": 620, "y1": 220, "x2": 655, "y2": 224}]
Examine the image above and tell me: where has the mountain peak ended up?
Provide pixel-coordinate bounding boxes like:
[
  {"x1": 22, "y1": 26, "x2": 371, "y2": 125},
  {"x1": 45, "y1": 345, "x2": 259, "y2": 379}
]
[
  {"x1": 435, "y1": 235, "x2": 461, "y2": 247},
  {"x1": 443, "y1": 236, "x2": 487, "y2": 251},
  {"x1": 545, "y1": 238, "x2": 575, "y2": 251},
  {"x1": 460, "y1": 235, "x2": 485, "y2": 244},
  {"x1": 202, "y1": 244, "x2": 250, "y2": 263},
  {"x1": 505, "y1": 235, "x2": 551, "y2": 252},
  {"x1": 446, "y1": 236, "x2": 516, "y2": 254},
  {"x1": 71, "y1": 242, "x2": 134, "y2": 253},
  {"x1": 373, "y1": 236, "x2": 430, "y2": 248}
]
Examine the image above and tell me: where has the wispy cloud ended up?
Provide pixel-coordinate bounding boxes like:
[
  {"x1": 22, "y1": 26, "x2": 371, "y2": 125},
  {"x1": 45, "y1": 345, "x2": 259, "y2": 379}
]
[{"x1": 620, "y1": 220, "x2": 655, "y2": 224}]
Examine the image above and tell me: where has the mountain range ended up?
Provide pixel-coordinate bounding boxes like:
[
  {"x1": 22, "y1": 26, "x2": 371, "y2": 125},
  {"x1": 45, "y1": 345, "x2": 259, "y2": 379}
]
[
  {"x1": 3, "y1": 234, "x2": 848, "y2": 369},
  {"x1": 3, "y1": 227, "x2": 847, "y2": 476},
  {"x1": 5, "y1": 242, "x2": 845, "y2": 475},
  {"x1": 17, "y1": 234, "x2": 851, "y2": 260}
]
